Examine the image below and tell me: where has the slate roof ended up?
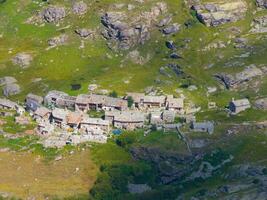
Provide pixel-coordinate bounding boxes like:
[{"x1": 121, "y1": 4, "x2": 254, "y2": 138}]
[{"x1": 0, "y1": 98, "x2": 17, "y2": 109}]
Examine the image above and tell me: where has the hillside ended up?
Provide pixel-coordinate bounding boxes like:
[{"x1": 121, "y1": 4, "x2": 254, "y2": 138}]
[{"x1": 1, "y1": 0, "x2": 267, "y2": 200}]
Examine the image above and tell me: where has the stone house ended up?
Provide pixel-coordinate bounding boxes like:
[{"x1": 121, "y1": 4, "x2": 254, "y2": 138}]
[
  {"x1": 80, "y1": 116, "x2": 110, "y2": 133},
  {"x1": 0, "y1": 98, "x2": 17, "y2": 110},
  {"x1": 126, "y1": 92, "x2": 145, "y2": 108},
  {"x1": 150, "y1": 111, "x2": 163, "y2": 124},
  {"x1": 105, "y1": 111, "x2": 145, "y2": 130},
  {"x1": 162, "y1": 110, "x2": 176, "y2": 123},
  {"x1": 75, "y1": 94, "x2": 128, "y2": 112},
  {"x1": 44, "y1": 90, "x2": 76, "y2": 109},
  {"x1": 102, "y1": 96, "x2": 128, "y2": 111},
  {"x1": 142, "y1": 95, "x2": 166, "y2": 109},
  {"x1": 66, "y1": 112, "x2": 83, "y2": 130},
  {"x1": 25, "y1": 93, "x2": 43, "y2": 111},
  {"x1": 126, "y1": 93, "x2": 166, "y2": 109},
  {"x1": 33, "y1": 107, "x2": 51, "y2": 122},
  {"x1": 190, "y1": 121, "x2": 214, "y2": 134},
  {"x1": 166, "y1": 95, "x2": 184, "y2": 114},
  {"x1": 229, "y1": 98, "x2": 251, "y2": 114},
  {"x1": 51, "y1": 108, "x2": 69, "y2": 128},
  {"x1": 75, "y1": 94, "x2": 91, "y2": 112}
]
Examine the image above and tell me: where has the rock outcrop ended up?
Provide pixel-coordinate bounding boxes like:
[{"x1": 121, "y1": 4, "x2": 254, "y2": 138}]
[
  {"x1": 12, "y1": 53, "x2": 32, "y2": 67},
  {"x1": 250, "y1": 15, "x2": 267, "y2": 33},
  {"x1": 256, "y1": 0, "x2": 267, "y2": 9},
  {"x1": 215, "y1": 65, "x2": 263, "y2": 89},
  {"x1": 42, "y1": 6, "x2": 66, "y2": 23},
  {"x1": 72, "y1": 1, "x2": 88, "y2": 15},
  {"x1": 3, "y1": 83, "x2": 21, "y2": 97},
  {"x1": 191, "y1": 0, "x2": 247, "y2": 27},
  {"x1": 254, "y1": 98, "x2": 267, "y2": 110},
  {"x1": 48, "y1": 34, "x2": 68, "y2": 47},
  {"x1": 101, "y1": 2, "x2": 168, "y2": 50},
  {"x1": 75, "y1": 28, "x2": 93, "y2": 38}
]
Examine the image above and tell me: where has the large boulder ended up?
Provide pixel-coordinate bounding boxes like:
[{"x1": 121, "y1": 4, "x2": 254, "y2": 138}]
[
  {"x1": 42, "y1": 6, "x2": 66, "y2": 23},
  {"x1": 48, "y1": 34, "x2": 68, "y2": 47},
  {"x1": 162, "y1": 23, "x2": 180, "y2": 35},
  {"x1": 72, "y1": 1, "x2": 88, "y2": 15},
  {"x1": 191, "y1": 0, "x2": 248, "y2": 27},
  {"x1": 12, "y1": 53, "x2": 32, "y2": 67},
  {"x1": 75, "y1": 28, "x2": 93, "y2": 38},
  {"x1": 256, "y1": 0, "x2": 267, "y2": 8},
  {"x1": 254, "y1": 98, "x2": 267, "y2": 110},
  {"x1": 0, "y1": 76, "x2": 17, "y2": 86},
  {"x1": 3, "y1": 83, "x2": 21, "y2": 97}
]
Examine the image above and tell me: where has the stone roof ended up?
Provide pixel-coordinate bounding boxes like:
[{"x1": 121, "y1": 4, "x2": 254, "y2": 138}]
[
  {"x1": 34, "y1": 107, "x2": 51, "y2": 117},
  {"x1": 81, "y1": 116, "x2": 109, "y2": 126},
  {"x1": 106, "y1": 111, "x2": 145, "y2": 123},
  {"x1": 143, "y1": 95, "x2": 166, "y2": 104},
  {"x1": 0, "y1": 98, "x2": 17, "y2": 109},
  {"x1": 52, "y1": 108, "x2": 69, "y2": 120},
  {"x1": 231, "y1": 98, "x2": 250, "y2": 107},
  {"x1": 26, "y1": 93, "x2": 43, "y2": 104},
  {"x1": 162, "y1": 110, "x2": 176, "y2": 118},
  {"x1": 66, "y1": 112, "x2": 82, "y2": 125},
  {"x1": 88, "y1": 94, "x2": 106, "y2": 104},
  {"x1": 76, "y1": 94, "x2": 127, "y2": 108},
  {"x1": 104, "y1": 96, "x2": 127, "y2": 108},
  {"x1": 167, "y1": 96, "x2": 184, "y2": 108},
  {"x1": 126, "y1": 92, "x2": 145, "y2": 103},
  {"x1": 76, "y1": 94, "x2": 91, "y2": 104}
]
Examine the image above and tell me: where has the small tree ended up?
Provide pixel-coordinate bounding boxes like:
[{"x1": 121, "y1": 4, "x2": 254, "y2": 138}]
[
  {"x1": 127, "y1": 96, "x2": 134, "y2": 108},
  {"x1": 109, "y1": 91, "x2": 118, "y2": 98}
]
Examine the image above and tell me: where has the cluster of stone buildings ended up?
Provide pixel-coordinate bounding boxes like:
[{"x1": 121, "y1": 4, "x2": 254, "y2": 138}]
[{"x1": 0, "y1": 87, "x2": 254, "y2": 146}]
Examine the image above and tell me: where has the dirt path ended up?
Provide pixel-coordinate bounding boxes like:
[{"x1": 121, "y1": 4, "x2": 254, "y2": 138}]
[{"x1": 0, "y1": 150, "x2": 97, "y2": 199}]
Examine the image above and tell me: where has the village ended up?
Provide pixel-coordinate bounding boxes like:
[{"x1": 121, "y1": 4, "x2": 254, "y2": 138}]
[{"x1": 0, "y1": 89, "x2": 251, "y2": 148}]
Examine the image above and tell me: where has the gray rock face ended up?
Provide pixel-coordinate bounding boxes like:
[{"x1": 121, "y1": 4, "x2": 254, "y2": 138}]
[
  {"x1": 101, "y1": 2, "x2": 168, "y2": 50},
  {"x1": 254, "y1": 98, "x2": 267, "y2": 110},
  {"x1": 3, "y1": 83, "x2": 21, "y2": 97},
  {"x1": 42, "y1": 6, "x2": 66, "y2": 23},
  {"x1": 75, "y1": 28, "x2": 93, "y2": 38},
  {"x1": 250, "y1": 15, "x2": 267, "y2": 33},
  {"x1": 162, "y1": 23, "x2": 180, "y2": 35},
  {"x1": 12, "y1": 53, "x2": 32, "y2": 67},
  {"x1": 256, "y1": 0, "x2": 267, "y2": 8},
  {"x1": 191, "y1": 0, "x2": 247, "y2": 27},
  {"x1": 215, "y1": 65, "x2": 263, "y2": 89},
  {"x1": 48, "y1": 34, "x2": 68, "y2": 47},
  {"x1": 72, "y1": 1, "x2": 88, "y2": 15}
]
